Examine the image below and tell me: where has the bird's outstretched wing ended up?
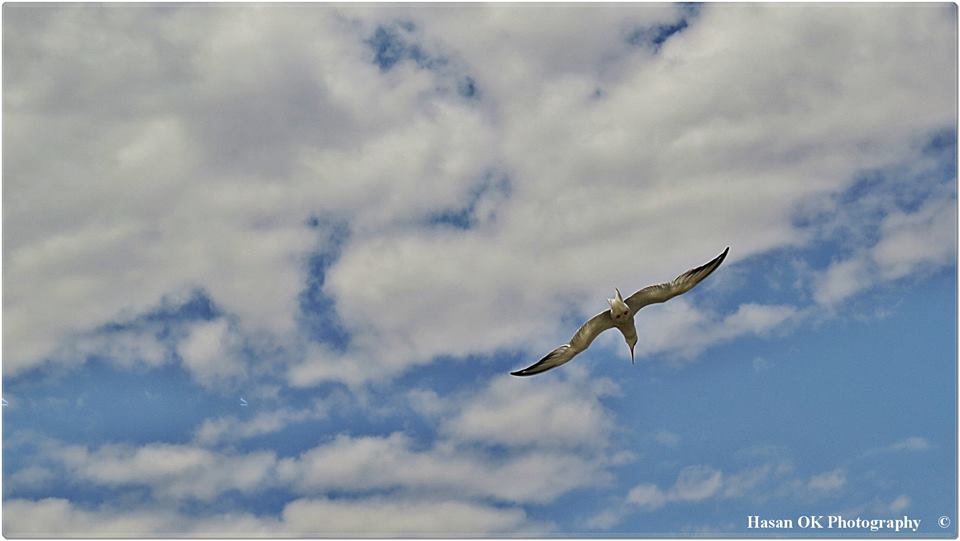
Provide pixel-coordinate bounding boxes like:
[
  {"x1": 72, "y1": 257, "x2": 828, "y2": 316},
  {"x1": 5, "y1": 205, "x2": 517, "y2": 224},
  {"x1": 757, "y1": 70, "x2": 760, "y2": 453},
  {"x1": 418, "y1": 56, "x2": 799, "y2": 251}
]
[
  {"x1": 624, "y1": 247, "x2": 729, "y2": 315},
  {"x1": 511, "y1": 310, "x2": 615, "y2": 376}
]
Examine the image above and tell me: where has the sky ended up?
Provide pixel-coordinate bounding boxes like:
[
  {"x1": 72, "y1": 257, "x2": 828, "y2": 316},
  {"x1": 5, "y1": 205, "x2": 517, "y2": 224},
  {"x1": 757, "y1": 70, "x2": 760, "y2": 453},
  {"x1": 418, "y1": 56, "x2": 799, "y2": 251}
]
[{"x1": 2, "y1": 3, "x2": 957, "y2": 537}]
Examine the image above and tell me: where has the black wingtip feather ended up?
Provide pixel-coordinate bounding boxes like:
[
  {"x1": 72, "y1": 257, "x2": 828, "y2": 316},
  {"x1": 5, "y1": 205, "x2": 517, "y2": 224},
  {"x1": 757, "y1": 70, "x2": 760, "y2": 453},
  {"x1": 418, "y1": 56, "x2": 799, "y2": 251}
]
[
  {"x1": 509, "y1": 345, "x2": 569, "y2": 377},
  {"x1": 686, "y1": 246, "x2": 729, "y2": 279}
]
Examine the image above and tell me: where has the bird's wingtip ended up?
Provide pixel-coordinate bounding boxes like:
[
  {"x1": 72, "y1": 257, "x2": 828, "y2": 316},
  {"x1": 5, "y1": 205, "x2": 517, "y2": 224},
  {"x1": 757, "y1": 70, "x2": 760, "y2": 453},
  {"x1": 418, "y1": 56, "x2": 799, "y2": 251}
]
[{"x1": 510, "y1": 370, "x2": 530, "y2": 377}]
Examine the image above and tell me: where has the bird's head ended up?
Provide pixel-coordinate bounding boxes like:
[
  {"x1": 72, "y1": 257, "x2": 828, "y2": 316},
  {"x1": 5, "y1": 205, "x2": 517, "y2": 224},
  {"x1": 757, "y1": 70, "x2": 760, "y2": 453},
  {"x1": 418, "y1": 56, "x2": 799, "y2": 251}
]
[{"x1": 607, "y1": 288, "x2": 631, "y2": 321}]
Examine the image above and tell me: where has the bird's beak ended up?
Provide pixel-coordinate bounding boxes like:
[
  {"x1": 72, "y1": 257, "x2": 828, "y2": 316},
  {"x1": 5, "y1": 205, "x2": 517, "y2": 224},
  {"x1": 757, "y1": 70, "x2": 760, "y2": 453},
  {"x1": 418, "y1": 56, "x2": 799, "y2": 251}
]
[{"x1": 630, "y1": 345, "x2": 635, "y2": 364}]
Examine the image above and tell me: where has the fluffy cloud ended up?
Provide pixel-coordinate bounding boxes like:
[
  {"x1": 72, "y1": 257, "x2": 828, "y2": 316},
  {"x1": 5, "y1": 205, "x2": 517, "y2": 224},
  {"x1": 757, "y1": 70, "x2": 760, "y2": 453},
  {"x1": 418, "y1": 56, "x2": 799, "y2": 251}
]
[
  {"x1": 439, "y1": 369, "x2": 618, "y2": 449},
  {"x1": 31, "y1": 431, "x2": 601, "y2": 508},
  {"x1": 276, "y1": 432, "x2": 605, "y2": 504},
  {"x1": 815, "y1": 196, "x2": 956, "y2": 305},
  {"x1": 807, "y1": 468, "x2": 846, "y2": 492},
  {"x1": 5, "y1": 4, "x2": 954, "y2": 386},
  {"x1": 632, "y1": 300, "x2": 798, "y2": 361},
  {"x1": 278, "y1": 497, "x2": 540, "y2": 537},
  {"x1": 53, "y1": 327, "x2": 170, "y2": 371},
  {"x1": 627, "y1": 483, "x2": 668, "y2": 510},
  {"x1": 861, "y1": 435, "x2": 933, "y2": 457},
  {"x1": 3, "y1": 499, "x2": 179, "y2": 538},
  {"x1": 3, "y1": 4, "x2": 426, "y2": 371},
  {"x1": 874, "y1": 199, "x2": 957, "y2": 280},
  {"x1": 588, "y1": 453, "x2": 853, "y2": 529},
  {"x1": 4, "y1": 5, "x2": 954, "y2": 538},
  {"x1": 178, "y1": 319, "x2": 248, "y2": 386},
  {"x1": 887, "y1": 494, "x2": 911, "y2": 513},
  {"x1": 888, "y1": 436, "x2": 931, "y2": 452},
  {"x1": 3, "y1": 497, "x2": 539, "y2": 537},
  {"x1": 12, "y1": 366, "x2": 621, "y2": 538},
  {"x1": 627, "y1": 465, "x2": 724, "y2": 510},
  {"x1": 5, "y1": 466, "x2": 58, "y2": 493},
  {"x1": 192, "y1": 401, "x2": 328, "y2": 446},
  {"x1": 816, "y1": 257, "x2": 873, "y2": 307},
  {"x1": 53, "y1": 442, "x2": 277, "y2": 501},
  {"x1": 19, "y1": 367, "x2": 619, "y2": 510},
  {"x1": 292, "y1": 3, "x2": 954, "y2": 384},
  {"x1": 671, "y1": 465, "x2": 725, "y2": 501},
  {"x1": 654, "y1": 431, "x2": 681, "y2": 447},
  {"x1": 279, "y1": 370, "x2": 620, "y2": 503},
  {"x1": 620, "y1": 458, "x2": 851, "y2": 519}
]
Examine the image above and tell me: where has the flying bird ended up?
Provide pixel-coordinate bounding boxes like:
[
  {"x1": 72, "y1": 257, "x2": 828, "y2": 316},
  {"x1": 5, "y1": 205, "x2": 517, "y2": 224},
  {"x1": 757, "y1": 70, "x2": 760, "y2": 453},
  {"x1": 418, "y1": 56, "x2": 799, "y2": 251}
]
[{"x1": 511, "y1": 247, "x2": 730, "y2": 377}]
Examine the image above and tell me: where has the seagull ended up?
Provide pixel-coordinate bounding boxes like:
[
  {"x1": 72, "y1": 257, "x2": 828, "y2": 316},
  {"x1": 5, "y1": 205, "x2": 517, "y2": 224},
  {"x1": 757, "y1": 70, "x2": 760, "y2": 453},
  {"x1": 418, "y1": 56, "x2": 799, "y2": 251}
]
[{"x1": 511, "y1": 247, "x2": 729, "y2": 377}]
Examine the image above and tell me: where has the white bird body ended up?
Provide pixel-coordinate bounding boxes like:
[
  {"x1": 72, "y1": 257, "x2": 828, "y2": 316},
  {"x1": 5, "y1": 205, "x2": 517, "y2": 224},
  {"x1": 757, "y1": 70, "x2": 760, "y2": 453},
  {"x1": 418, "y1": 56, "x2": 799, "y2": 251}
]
[{"x1": 511, "y1": 247, "x2": 729, "y2": 377}]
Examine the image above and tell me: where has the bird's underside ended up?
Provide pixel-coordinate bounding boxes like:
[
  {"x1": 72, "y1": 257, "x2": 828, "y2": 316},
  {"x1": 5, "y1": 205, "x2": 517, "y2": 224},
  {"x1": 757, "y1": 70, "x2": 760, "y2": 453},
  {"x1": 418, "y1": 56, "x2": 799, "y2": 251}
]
[{"x1": 510, "y1": 246, "x2": 729, "y2": 377}]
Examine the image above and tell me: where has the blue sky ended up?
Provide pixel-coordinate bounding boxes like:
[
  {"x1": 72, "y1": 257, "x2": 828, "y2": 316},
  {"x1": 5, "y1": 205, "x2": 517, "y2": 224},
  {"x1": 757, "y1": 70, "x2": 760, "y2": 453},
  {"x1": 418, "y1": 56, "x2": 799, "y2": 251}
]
[{"x1": 2, "y1": 3, "x2": 957, "y2": 537}]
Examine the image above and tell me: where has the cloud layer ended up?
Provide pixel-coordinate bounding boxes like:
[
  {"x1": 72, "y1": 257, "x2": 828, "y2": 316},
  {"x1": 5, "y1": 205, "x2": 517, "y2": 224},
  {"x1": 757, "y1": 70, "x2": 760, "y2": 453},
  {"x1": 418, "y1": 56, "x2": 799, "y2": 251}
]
[
  {"x1": 5, "y1": 4, "x2": 955, "y2": 385},
  {"x1": 3, "y1": 3, "x2": 955, "y2": 537}
]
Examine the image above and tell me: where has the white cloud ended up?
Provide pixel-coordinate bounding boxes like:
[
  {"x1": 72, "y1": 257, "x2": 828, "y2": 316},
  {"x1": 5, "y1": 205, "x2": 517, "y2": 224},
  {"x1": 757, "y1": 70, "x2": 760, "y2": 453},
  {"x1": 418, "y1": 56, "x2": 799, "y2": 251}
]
[
  {"x1": 279, "y1": 497, "x2": 541, "y2": 537},
  {"x1": 621, "y1": 457, "x2": 832, "y2": 518},
  {"x1": 604, "y1": 452, "x2": 877, "y2": 529},
  {"x1": 679, "y1": 522, "x2": 738, "y2": 535},
  {"x1": 873, "y1": 197, "x2": 957, "y2": 281},
  {"x1": 285, "y1": 368, "x2": 624, "y2": 506},
  {"x1": 18, "y1": 422, "x2": 590, "y2": 534},
  {"x1": 752, "y1": 356, "x2": 771, "y2": 372},
  {"x1": 287, "y1": 345, "x2": 377, "y2": 388},
  {"x1": 405, "y1": 388, "x2": 446, "y2": 419},
  {"x1": 192, "y1": 400, "x2": 328, "y2": 446},
  {"x1": 807, "y1": 468, "x2": 846, "y2": 492},
  {"x1": 2, "y1": 6, "x2": 373, "y2": 372},
  {"x1": 440, "y1": 369, "x2": 618, "y2": 450},
  {"x1": 291, "y1": 3, "x2": 955, "y2": 382},
  {"x1": 815, "y1": 196, "x2": 956, "y2": 306},
  {"x1": 178, "y1": 319, "x2": 248, "y2": 386},
  {"x1": 890, "y1": 436, "x2": 931, "y2": 451},
  {"x1": 386, "y1": 4, "x2": 681, "y2": 100},
  {"x1": 3, "y1": 498, "x2": 178, "y2": 538},
  {"x1": 53, "y1": 327, "x2": 171, "y2": 371},
  {"x1": 294, "y1": 358, "x2": 623, "y2": 476},
  {"x1": 887, "y1": 436, "x2": 931, "y2": 452},
  {"x1": 654, "y1": 431, "x2": 681, "y2": 447},
  {"x1": 275, "y1": 432, "x2": 605, "y2": 504},
  {"x1": 859, "y1": 435, "x2": 933, "y2": 459},
  {"x1": 4, "y1": 6, "x2": 954, "y2": 538},
  {"x1": 815, "y1": 256, "x2": 872, "y2": 306},
  {"x1": 4, "y1": 4, "x2": 955, "y2": 388},
  {"x1": 585, "y1": 508, "x2": 630, "y2": 530},
  {"x1": 720, "y1": 463, "x2": 778, "y2": 499},
  {"x1": 671, "y1": 465, "x2": 725, "y2": 501},
  {"x1": 634, "y1": 300, "x2": 798, "y2": 361},
  {"x1": 814, "y1": 253, "x2": 871, "y2": 304},
  {"x1": 54, "y1": 442, "x2": 277, "y2": 501},
  {"x1": 29, "y1": 368, "x2": 620, "y2": 509},
  {"x1": 3, "y1": 497, "x2": 541, "y2": 537},
  {"x1": 888, "y1": 494, "x2": 910, "y2": 513},
  {"x1": 627, "y1": 465, "x2": 724, "y2": 511},
  {"x1": 627, "y1": 483, "x2": 667, "y2": 510},
  {"x1": 6, "y1": 466, "x2": 57, "y2": 492}
]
